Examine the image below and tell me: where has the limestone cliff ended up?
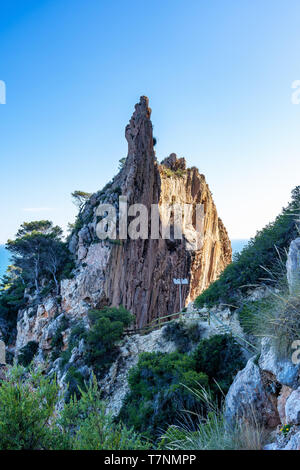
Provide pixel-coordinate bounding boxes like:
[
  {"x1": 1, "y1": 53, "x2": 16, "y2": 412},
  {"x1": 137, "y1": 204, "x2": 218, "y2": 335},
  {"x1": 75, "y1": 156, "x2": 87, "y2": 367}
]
[
  {"x1": 224, "y1": 237, "x2": 300, "y2": 450},
  {"x1": 14, "y1": 96, "x2": 231, "y2": 359},
  {"x1": 65, "y1": 96, "x2": 231, "y2": 327}
]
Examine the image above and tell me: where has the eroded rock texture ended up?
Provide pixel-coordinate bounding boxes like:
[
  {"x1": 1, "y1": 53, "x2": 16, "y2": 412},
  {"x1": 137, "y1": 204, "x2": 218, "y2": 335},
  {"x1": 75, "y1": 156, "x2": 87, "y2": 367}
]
[
  {"x1": 15, "y1": 96, "x2": 231, "y2": 357},
  {"x1": 68, "y1": 96, "x2": 231, "y2": 327},
  {"x1": 224, "y1": 237, "x2": 300, "y2": 450}
]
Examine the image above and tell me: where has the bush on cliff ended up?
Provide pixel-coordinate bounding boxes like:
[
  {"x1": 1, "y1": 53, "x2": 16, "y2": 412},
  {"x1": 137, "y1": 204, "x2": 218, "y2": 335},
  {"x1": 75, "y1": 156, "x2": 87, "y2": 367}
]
[
  {"x1": 59, "y1": 376, "x2": 149, "y2": 450},
  {"x1": 0, "y1": 267, "x2": 26, "y2": 345},
  {"x1": 0, "y1": 366, "x2": 147, "y2": 450},
  {"x1": 64, "y1": 366, "x2": 87, "y2": 403},
  {"x1": 6, "y1": 220, "x2": 74, "y2": 297},
  {"x1": 195, "y1": 186, "x2": 300, "y2": 308},
  {"x1": 53, "y1": 307, "x2": 133, "y2": 402},
  {"x1": 17, "y1": 341, "x2": 39, "y2": 367},
  {"x1": 162, "y1": 320, "x2": 204, "y2": 353},
  {"x1": 118, "y1": 351, "x2": 209, "y2": 440},
  {"x1": 160, "y1": 385, "x2": 270, "y2": 450},
  {"x1": 192, "y1": 334, "x2": 245, "y2": 396},
  {"x1": 85, "y1": 305, "x2": 134, "y2": 375},
  {"x1": 119, "y1": 334, "x2": 244, "y2": 441},
  {"x1": 0, "y1": 366, "x2": 61, "y2": 450},
  {"x1": 237, "y1": 291, "x2": 300, "y2": 357}
]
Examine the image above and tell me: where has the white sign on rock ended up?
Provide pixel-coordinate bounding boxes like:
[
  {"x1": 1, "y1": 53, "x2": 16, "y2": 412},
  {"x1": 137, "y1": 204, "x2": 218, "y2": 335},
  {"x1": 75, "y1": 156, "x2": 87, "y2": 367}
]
[
  {"x1": 173, "y1": 278, "x2": 188, "y2": 285},
  {"x1": 173, "y1": 278, "x2": 189, "y2": 311}
]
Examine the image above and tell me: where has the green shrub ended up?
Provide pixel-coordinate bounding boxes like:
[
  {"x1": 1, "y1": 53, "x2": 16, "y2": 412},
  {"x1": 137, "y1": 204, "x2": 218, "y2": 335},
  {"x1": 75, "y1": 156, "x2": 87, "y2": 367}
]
[
  {"x1": 59, "y1": 376, "x2": 149, "y2": 450},
  {"x1": 119, "y1": 334, "x2": 245, "y2": 441},
  {"x1": 58, "y1": 307, "x2": 133, "y2": 384},
  {"x1": 192, "y1": 334, "x2": 245, "y2": 396},
  {"x1": 195, "y1": 186, "x2": 300, "y2": 308},
  {"x1": 0, "y1": 366, "x2": 61, "y2": 449},
  {"x1": 85, "y1": 306, "x2": 134, "y2": 375},
  {"x1": 161, "y1": 167, "x2": 186, "y2": 178},
  {"x1": 119, "y1": 351, "x2": 209, "y2": 440},
  {"x1": 18, "y1": 341, "x2": 39, "y2": 367},
  {"x1": 64, "y1": 366, "x2": 87, "y2": 403},
  {"x1": 60, "y1": 260, "x2": 76, "y2": 280},
  {"x1": 51, "y1": 315, "x2": 69, "y2": 361},
  {"x1": 238, "y1": 291, "x2": 300, "y2": 358},
  {"x1": 0, "y1": 272, "x2": 26, "y2": 344},
  {"x1": 237, "y1": 298, "x2": 273, "y2": 336},
  {"x1": 162, "y1": 320, "x2": 203, "y2": 353},
  {"x1": 0, "y1": 366, "x2": 147, "y2": 450}
]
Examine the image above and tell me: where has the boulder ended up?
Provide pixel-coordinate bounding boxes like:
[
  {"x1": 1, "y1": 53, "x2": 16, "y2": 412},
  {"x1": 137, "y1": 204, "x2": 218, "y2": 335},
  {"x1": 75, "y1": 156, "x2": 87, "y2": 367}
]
[
  {"x1": 285, "y1": 387, "x2": 300, "y2": 425},
  {"x1": 225, "y1": 357, "x2": 280, "y2": 428},
  {"x1": 277, "y1": 385, "x2": 293, "y2": 424},
  {"x1": 281, "y1": 430, "x2": 300, "y2": 450},
  {"x1": 161, "y1": 153, "x2": 186, "y2": 171},
  {"x1": 259, "y1": 337, "x2": 300, "y2": 388}
]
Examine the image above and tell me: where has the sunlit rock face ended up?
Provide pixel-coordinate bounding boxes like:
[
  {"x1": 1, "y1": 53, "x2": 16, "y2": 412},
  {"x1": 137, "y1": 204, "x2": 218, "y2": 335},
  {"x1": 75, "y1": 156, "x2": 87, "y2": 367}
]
[
  {"x1": 68, "y1": 96, "x2": 231, "y2": 327},
  {"x1": 15, "y1": 97, "x2": 232, "y2": 357},
  {"x1": 224, "y1": 238, "x2": 300, "y2": 451}
]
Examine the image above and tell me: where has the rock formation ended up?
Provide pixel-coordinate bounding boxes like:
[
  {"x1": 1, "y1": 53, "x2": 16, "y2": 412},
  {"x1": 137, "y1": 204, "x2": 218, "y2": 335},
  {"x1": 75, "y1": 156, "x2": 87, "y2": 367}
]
[
  {"x1": 224, "y1": 236, "x2": 300, "y2": 450},
  {"x1": 66, "y1": 96, "x2": 231, "y2": 327},
  {"x1": 14, "y1": 97, "x2": 231, "y2": 377}
]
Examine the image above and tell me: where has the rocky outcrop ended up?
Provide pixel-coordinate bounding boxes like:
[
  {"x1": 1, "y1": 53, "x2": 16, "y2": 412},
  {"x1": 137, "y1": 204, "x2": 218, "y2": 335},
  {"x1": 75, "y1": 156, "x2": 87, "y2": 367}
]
[
  {"x1": 285, "y1": 387, "x2": 300, "y2": 425},
  {"x1": 66, "y1": 96, "x2": 231, "y2": 327},
  {"x1": 277, "y1": 385, "x2": 293, "y2": 424},
  {"x1": 224, "y1": 237, "x2": 300, "y2": 450},
  {"x1": 16, "y1": 297, "x2": 59, "y2": 352},
  {"x1": 12, "y1": 96, "x2": 231, "y2": 400},
  {"x1": 99, "y1": 307, "x2": 237, "y2": 417},
  {"x1": 259, "y1": 337, "x2": 300, "y2": 388},
  {"x1": 99, "y1": 327, "x2": 177, "y2": 416},
  {"x1": 225, "y1": 358, "x2": 280, "y2": 429}
]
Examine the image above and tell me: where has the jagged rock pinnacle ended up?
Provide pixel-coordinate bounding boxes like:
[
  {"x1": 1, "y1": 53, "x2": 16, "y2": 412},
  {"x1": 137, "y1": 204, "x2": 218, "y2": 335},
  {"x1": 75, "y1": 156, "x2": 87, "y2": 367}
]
[{"x1": 125, "y1": 96, "x2": 153, "y2": 157}]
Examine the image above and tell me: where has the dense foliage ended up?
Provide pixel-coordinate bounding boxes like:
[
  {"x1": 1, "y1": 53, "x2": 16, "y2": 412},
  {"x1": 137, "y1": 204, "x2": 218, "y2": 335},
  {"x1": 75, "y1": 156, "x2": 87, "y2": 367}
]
[
  {"x1": 119, "y1": 334, "x2": 244, "y2": 440},
  {"x1": 85, "y1": 305, "x2": 134, "y2": 374},
  {"x1": 6, "y1": 220, "x2": 74, "y2": 296},
  {"x1": 60, "y1": 376, "x2": 149, "y2": 450},
  {"x1": 237, "y1": 298, "x2": 272, "y2": 336},
  {"x1": 0, "y1": 220, "x2": 74, "y2": 347},
  {"x1": 195, "y1": 186, "x2": 300, "y2": 308},
  {"x1": 119, "y1": 351, "x2": 208, "y2": 440},
  {"x1": 0, "y1": 366, "x2": 61, "y2": 449},
  {"x1": 51, "y1": 306, "x2": 134, "y2": 400},
  {"x1": 193, "y1": 335, "x2": 245, "y2": 395},
  {"x1": 0, "y1": 366, "x2": 148, "y2": 450},
  {"x1": 17, "y1": 341, "x2": 39, "y2": 367},
  {"x1": 162, "y1": 320, "x2": 204, "y2": 353},
  {"x1": 0, "y1": 267, "x2": 26, "y2": 345}
]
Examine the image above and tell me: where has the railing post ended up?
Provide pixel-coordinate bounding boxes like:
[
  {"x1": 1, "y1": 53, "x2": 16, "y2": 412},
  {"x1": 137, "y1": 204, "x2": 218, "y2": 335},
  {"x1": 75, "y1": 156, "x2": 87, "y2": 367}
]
[{"x1": 0, "y1": 340, "x2": 6, "y2": 365}]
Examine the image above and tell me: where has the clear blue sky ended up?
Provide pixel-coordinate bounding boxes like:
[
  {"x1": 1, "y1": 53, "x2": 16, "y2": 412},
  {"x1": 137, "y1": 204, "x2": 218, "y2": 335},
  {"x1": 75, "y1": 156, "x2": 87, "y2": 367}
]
[{"x1": 1, "y1": 0, "x2": 300, "y2": 243}]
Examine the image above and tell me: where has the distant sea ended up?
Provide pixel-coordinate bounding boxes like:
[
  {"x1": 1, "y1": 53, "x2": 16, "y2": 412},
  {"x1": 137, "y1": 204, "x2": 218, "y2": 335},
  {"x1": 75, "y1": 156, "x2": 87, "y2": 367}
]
[
  {"x1": 231, "y1": 239, "x2": 249, "y2": 256},
  {"x1": 0, "y1": 245, "x2": 10, "y2": 278}
]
